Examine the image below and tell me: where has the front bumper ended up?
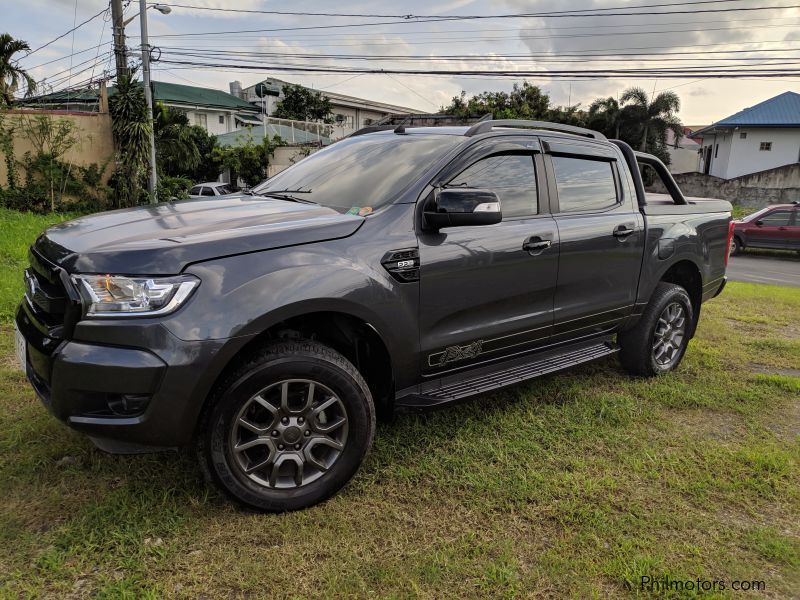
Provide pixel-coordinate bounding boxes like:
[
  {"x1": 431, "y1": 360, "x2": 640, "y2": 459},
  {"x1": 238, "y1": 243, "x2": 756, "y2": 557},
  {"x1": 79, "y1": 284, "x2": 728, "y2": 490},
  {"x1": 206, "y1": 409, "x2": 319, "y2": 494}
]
[{"x1": 16, "y1": 301, "x2": 233, "y2": 451}]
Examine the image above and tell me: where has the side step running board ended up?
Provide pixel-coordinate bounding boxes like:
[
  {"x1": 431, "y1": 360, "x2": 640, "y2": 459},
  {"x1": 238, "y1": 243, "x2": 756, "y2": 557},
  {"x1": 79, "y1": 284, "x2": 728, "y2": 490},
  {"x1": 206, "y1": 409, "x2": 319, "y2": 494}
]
[{"x1": 397, "y1": 339, "x2": 618, "y2": 409}]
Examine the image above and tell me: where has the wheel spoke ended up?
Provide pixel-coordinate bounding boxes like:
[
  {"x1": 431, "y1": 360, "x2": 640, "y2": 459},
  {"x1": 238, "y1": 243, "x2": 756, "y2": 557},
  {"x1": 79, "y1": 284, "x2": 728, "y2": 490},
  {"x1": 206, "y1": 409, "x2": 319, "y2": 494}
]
[
  {"x1": 234, "y1": 437, "x2": 271, "y2": 452},
  {"x1": 230, "y1": 378, "x2": 349, "y2": 490}
]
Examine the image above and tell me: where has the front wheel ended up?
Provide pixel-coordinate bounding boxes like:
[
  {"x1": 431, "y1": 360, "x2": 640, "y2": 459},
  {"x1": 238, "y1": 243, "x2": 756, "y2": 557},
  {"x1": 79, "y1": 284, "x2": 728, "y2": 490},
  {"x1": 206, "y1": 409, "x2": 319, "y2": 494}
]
[
  {"x1": 619, "y1": 282, "x2": 694, "y2": 376},
  {"x1": 198, "y1": 340, "x2": 375, "y2": 511},
  {"x1": 730, "y1": 236, "x2": 742, "y2": 256}
]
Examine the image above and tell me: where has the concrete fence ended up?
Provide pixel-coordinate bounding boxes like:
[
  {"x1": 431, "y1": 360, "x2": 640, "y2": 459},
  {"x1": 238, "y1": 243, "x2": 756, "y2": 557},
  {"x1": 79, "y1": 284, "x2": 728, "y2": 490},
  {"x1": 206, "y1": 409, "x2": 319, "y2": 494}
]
[
  {"x1": 646, "y1": 163, "x2": 800, "y2": 207},
  {"x1": 0, "y1": 109, "x2": 115, "y2": 188}
]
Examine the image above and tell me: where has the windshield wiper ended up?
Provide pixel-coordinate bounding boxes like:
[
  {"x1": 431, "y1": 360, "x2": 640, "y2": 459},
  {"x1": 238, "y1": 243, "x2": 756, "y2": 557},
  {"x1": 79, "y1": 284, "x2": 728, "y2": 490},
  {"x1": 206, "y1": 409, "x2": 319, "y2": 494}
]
[{"x1": 253, "y1": 189, "x2": 317, "y2": 204}]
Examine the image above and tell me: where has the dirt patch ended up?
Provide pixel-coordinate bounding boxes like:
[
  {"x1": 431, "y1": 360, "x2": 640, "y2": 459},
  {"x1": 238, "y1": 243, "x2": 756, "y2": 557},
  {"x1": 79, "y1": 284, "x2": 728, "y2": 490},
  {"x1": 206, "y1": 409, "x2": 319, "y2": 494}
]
[
  {"x1": 765, "y1": 398, "x2": 800, "y2": 443},
  {"x1": 749, "y1": 363, "x2": 800, "y2": 378},
  {"x1": 667, "y1": 409, "x2": 745, "y2": 442}
]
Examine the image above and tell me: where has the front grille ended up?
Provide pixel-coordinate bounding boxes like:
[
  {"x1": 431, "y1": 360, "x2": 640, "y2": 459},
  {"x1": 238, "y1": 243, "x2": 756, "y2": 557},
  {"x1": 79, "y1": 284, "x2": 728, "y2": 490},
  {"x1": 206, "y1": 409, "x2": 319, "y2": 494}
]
[{"x1": 23, "y1": 247, "x2": 81, "y2": 342}]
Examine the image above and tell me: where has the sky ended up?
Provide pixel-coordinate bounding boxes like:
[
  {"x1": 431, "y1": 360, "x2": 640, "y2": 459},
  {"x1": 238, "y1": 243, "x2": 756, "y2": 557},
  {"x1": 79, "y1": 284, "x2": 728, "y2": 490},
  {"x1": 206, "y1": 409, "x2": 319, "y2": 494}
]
[{"x1": 7, "y1": 0, "x2": 800, "y2": 126}]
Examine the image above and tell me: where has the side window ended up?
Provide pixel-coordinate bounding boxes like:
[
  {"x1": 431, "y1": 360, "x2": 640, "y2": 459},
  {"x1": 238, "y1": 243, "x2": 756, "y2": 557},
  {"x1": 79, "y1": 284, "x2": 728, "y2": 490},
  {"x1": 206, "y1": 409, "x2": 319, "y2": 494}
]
[
  {"x1": 448, "y1": 154, "x2": 537, "y2": 218},
  {"x1": 759, "y1": 210, "x2": 792, "y2": 226},
  {"x1": 200, "y1": 187, "x2": 215, "y2": 197},
  {"x1": 189, "y1": 186, "x2": 201, "y2": 195},
  {"x1": 551, "y1": 156, "x2": 618, "y2": 213}
]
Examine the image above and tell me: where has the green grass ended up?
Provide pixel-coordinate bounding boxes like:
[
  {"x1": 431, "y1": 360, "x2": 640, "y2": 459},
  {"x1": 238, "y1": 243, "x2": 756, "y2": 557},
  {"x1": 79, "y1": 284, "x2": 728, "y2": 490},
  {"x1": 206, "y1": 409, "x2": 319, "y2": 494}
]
[
  {"x1": 0, "y1": 213, "x2": 799, "y2": 597},
  {"x1": 0, "y1": 209, "x2": 76, "y2": 322}
]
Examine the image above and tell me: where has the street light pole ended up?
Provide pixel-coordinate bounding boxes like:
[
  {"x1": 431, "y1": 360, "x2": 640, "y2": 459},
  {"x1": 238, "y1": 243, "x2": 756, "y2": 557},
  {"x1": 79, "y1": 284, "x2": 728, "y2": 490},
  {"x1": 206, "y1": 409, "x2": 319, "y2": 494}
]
[{"x1": 139, "y1": 0, "x2": 158, "y2": 200}]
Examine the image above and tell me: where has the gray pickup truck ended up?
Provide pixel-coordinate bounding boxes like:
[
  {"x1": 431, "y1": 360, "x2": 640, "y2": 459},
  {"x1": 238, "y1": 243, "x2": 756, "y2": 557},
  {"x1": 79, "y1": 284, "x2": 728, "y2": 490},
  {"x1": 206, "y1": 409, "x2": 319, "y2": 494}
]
[{"x1": 15, "y1": 120, "x2": 733, "y2": 511}]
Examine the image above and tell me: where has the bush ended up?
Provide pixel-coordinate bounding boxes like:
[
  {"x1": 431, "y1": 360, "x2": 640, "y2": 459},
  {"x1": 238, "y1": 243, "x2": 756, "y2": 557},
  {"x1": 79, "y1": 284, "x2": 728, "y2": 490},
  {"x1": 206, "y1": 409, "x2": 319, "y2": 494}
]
[{"x1": 157, "y1": 175, "x2": 192, "y2": 202}]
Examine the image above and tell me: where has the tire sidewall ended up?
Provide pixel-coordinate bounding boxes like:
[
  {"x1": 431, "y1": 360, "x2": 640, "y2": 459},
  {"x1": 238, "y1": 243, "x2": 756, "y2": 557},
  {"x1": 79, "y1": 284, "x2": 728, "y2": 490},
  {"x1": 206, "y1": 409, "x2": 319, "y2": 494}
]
[
  {"x1": 205, "y1": 351, "x2": 374, "y2": 511},
  {"x1": 731, "y1": 237, "x2": 741, "y2": 256},
  {"x1": 647, "y1": 288, "x2": 693, "y2": 374}
]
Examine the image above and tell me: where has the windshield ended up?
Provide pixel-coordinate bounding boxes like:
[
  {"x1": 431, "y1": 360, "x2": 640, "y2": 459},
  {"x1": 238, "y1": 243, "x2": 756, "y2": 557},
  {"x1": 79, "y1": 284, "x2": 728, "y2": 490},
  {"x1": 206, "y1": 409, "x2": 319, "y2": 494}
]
[{"x1": 253, "y1": 134, "x2": 461, "y2": 214}]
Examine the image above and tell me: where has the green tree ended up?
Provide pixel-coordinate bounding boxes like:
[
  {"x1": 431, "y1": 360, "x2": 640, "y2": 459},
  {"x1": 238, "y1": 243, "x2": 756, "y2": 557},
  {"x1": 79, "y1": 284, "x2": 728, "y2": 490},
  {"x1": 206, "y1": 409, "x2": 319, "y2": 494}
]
[
  {"x1": 620, "y1": 87, "x2": 683, "y2": 152},
  {"x1": 274, "y1": 84, "x2": 333, "y2": 122},
  {"x1": 154, "y1": 103, "x2": 200, "y2": 177},
  {"x1": 211, "y1": 135, "x2": 283, "y2": 188},
  {"x1": 441, "y1": 82, "x2": 551, "y2": 119},
  {"x1": 109, "y1": 71, "x2": 151, "y2": 207},
  {"x1": 587, "y1": 97, "x2": 622, "y2": 139},
  {"x1": 0, "y1": 33, "x2": 36, "y2": 107}
]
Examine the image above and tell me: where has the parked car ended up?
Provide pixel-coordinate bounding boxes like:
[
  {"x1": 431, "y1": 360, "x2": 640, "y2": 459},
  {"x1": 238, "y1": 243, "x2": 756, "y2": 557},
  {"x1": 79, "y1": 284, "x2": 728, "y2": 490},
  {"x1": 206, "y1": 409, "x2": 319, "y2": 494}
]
[
  {"x1": 189, "y1": 182, "x2": 236, "y2": 199},
  {"x1": 730, "y1": 202, "x2": 800, "y2": 255},
  {"x1": 15, "y1": 120, "x2": 732, "y2": 512}
]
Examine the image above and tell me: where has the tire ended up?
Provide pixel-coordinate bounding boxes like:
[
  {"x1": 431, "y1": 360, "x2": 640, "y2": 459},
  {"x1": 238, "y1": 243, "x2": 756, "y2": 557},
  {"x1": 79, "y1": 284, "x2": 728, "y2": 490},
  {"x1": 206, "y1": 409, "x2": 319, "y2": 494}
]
[
  {"x1": 618, "y1": 282, "x2": 694, "y2": 377},
  {"x1": 197, "y1": 340, "x2": 375, "y2": 512},
  {"x1": 730, "y1": 236, "x2": 742, "y2": 256}
]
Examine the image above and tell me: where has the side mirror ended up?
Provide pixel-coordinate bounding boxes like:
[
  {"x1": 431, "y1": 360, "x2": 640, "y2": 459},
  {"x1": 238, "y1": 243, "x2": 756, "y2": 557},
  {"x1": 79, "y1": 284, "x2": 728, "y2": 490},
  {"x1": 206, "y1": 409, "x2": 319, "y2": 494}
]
[
  {"x1": 755, "y1": 219, "x2": 764, "y2": 226},
  {"x1": 424, "y1": 188, "x2": 502, "y2": 230}
]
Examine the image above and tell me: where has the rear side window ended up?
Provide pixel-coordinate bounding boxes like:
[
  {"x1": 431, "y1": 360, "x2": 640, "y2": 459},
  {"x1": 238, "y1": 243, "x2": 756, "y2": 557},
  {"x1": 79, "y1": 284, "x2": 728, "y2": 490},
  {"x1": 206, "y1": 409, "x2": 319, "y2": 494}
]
[
  {"x1": 552, "y1": 156, "x2": 618, "y2": 213},
  {"x1": 759, "y1": 210, "x2": 792, "y2": 226},
  {"x1": 449, "y1": 154, "x2": 538, "y2": 218},
  {"x1": 189, "y1": 186, "x2": 201, "y2": 195}
]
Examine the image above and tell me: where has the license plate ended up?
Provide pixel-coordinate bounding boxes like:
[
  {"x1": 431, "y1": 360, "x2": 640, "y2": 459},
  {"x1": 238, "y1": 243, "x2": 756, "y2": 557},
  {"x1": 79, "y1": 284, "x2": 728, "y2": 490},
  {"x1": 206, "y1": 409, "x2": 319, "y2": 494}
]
[{"x1": 14, "y1": 323, "x2": 26, "y2": 371}]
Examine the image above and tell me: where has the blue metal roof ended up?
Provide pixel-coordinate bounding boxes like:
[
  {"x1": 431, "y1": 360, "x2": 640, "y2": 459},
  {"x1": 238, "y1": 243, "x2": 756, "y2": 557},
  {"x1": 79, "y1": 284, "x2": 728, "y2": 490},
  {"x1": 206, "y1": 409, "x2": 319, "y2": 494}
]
[{"x1": 697, "y1": 91, "x2": 800, "y2": 134}]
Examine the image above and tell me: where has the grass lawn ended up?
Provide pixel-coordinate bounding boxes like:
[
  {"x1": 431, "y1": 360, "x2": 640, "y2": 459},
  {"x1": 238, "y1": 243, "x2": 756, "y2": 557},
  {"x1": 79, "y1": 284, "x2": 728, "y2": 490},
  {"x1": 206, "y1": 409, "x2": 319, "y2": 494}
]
[{"x1": 0, "y1": 213, "x2": 798, "y2": 598}]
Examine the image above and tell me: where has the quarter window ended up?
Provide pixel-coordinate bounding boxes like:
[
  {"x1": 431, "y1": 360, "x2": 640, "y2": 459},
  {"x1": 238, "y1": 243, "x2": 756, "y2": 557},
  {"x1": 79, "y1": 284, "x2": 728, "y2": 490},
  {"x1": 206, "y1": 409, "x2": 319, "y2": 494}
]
[
  {"x1": 551, "y1": 156, "x2": 618, "y2": 213},
  {"x1": 448, "y1": 154, "x2": 538, "y2": 217}
]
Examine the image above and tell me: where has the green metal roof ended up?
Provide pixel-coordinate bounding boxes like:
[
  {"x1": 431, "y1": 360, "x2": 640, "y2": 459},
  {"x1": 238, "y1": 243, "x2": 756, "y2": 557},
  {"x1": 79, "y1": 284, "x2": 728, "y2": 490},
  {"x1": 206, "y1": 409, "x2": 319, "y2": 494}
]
[
  {"x1": 151, "y1": 81, "x2": 259, "y2": 112},
  {"x1": 18, "y1": 82, "x2": 260, "y2": 113},
  {"x1": 216, "y1": 126, "x2": 331, "y2": 148}
]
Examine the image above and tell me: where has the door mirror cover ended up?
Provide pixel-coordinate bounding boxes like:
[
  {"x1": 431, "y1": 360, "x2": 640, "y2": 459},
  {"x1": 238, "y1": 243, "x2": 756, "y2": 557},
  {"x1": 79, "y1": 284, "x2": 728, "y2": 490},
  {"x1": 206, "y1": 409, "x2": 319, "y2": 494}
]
[
  {"x1": 425, "y1": 188, "x2": 502, "y2": 229},
  {"x1": 755, "y1": 219, "x2": 764, "y2": 226}
]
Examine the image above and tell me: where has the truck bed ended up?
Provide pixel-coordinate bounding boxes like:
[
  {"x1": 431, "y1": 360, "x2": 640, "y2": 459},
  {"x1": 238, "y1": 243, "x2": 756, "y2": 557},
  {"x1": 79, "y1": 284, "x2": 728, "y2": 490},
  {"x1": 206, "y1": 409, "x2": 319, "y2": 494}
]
[{"x1": 644, "y1": 192, "x2": 732, "y2": 215}]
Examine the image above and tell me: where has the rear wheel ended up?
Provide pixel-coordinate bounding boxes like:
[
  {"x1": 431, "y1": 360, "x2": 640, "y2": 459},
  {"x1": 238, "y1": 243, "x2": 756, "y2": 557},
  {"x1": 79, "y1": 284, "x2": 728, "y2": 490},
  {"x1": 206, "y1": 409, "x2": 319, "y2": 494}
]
[
  {"x1": 619, "y1": 282, "x2": 694, "y2": 376},
  {"x1": 198, "y1": 340, "x2": 375, "y2": 511}
]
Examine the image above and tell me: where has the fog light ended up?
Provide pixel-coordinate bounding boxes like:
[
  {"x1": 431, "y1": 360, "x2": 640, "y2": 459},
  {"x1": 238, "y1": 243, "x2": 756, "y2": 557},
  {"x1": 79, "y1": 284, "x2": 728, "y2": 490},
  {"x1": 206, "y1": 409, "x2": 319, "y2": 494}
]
[{"x1": 107, "y1": 394, "x2": 151, "y2": 416}]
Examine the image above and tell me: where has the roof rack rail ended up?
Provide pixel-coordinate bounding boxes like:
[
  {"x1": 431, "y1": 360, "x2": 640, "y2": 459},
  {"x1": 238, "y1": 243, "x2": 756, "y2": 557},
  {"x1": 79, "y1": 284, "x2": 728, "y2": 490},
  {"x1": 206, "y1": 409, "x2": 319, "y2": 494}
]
[
  {"x1": 464, "y1": 119, "x2": 606, "y2": 140},
  {"x1": 348, "y1": 125, "x2": 397, "y2": 137}
]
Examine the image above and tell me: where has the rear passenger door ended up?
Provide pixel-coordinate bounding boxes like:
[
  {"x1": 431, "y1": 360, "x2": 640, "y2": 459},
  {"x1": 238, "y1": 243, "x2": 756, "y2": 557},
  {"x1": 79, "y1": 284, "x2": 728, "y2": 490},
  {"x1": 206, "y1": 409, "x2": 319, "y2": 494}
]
[{"x1": 543, "y1": 138, "x2": 645, "y2": 341}]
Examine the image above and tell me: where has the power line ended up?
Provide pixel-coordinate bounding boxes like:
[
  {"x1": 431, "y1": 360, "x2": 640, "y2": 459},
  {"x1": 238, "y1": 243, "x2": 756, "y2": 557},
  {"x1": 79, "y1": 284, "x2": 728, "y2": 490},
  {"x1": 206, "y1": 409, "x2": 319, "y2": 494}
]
[
  {"x1": 155, "y1": 0, "x2": 747, "y2": 18},
  {"x1": 156, "y1": 58, "x2": 800, "y2": 78},
  {"x1": 136, "y1": 4, "x2": 800, "y2": 38},
  {"x1": 24, "y1": 7, "x2": 109, "y2": 58}
]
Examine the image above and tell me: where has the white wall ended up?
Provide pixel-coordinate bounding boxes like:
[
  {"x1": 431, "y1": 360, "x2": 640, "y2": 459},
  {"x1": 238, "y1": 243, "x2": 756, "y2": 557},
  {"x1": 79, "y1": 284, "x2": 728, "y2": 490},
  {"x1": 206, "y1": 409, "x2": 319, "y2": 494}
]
[
  {"x1": 667, "y1": 145, "x2": 700, "y2": 174},
  {"x1": 182, "y1": 108, "x2": 235, "y2": 136},
  {"x1": 701, "y1": 128, "x2": 800, "y2": 179}
]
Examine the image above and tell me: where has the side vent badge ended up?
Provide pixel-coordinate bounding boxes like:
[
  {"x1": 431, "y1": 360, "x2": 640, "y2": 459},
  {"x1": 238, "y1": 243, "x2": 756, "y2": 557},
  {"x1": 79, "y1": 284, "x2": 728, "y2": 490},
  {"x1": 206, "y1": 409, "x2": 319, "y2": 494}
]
[{"x1": 381, "y1": 248, "x2": 420, "y2": 283}]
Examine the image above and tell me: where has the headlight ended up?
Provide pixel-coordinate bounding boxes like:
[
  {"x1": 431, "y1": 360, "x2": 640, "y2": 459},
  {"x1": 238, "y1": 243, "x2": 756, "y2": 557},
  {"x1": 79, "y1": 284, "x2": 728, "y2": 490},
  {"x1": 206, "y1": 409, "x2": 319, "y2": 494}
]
[{"x1": 73, "y1": 274, "x2": 199, "y2": 317}]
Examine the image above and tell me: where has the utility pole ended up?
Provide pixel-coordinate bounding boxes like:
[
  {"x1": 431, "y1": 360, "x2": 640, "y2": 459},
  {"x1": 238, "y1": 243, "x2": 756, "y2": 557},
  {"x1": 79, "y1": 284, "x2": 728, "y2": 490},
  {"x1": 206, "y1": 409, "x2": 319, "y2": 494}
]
[
  {"x1": 110, "y1": 0, "x2": 128, "y2": 79},
  {"x1": 139, "y1": 0, "x2": 158, "y2": 199}
]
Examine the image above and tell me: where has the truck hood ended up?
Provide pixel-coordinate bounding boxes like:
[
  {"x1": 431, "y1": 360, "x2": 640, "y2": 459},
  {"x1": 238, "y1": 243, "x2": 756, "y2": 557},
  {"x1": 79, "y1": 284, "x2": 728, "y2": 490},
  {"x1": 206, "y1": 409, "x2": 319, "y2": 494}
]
[{"x1": 34, "y1": 197, "x2": 364, "y2": 274}]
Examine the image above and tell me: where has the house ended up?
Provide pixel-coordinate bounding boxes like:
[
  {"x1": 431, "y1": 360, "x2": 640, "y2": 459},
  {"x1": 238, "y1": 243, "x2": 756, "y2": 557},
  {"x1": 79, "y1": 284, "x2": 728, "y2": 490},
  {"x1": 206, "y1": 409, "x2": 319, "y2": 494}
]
[
  {"x1": 232, "y1": 78, "x2": 426, "y2": 138},
  {"x1": 18, "y1": 81, "x2": 262, "y2": 136},
  {"x1": 693, "y1": 91, "x2": 800, "y2": 179},
  {"x1": 150, "y1": 81, "x2": 261, "y2": 135},
  {"x1": 665, "y1": 127, "x2": 702, "y2": 174}
]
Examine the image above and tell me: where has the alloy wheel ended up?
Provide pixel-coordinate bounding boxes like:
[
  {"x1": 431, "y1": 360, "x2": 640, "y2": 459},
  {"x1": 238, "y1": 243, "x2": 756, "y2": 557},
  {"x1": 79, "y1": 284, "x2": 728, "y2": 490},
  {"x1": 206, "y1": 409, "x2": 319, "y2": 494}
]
[
  {"x1": 230, "y1": 379, "x2": 349, "y2": 489},
  {"x1": 652, "y1": 301, "x2": 686, "y2": 367}
]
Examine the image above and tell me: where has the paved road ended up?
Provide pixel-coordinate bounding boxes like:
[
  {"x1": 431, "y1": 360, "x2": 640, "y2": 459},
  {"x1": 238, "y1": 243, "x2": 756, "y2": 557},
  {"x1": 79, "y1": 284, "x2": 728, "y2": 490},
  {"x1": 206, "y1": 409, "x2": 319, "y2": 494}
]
[{"x1": 727, "y1": 254, "x2": 800, "y2": 287}]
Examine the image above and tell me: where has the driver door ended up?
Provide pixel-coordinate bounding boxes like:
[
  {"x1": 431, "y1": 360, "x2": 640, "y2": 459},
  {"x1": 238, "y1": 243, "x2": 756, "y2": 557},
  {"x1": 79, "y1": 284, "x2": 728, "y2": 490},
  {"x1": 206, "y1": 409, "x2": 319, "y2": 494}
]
[{"x1": 417, "y1": 136, "x2": 559, "y2": 376}]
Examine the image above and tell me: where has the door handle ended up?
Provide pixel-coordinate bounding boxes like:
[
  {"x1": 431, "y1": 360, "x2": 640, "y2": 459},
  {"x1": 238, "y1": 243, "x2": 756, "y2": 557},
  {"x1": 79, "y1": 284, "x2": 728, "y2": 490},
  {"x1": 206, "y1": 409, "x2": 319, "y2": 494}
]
[
  {"x1": 613, "y1": 224, "x2": 635, "y2": 238},
  {"x1": 522, "y1": 237, "x2": 552, "y2": 254}
]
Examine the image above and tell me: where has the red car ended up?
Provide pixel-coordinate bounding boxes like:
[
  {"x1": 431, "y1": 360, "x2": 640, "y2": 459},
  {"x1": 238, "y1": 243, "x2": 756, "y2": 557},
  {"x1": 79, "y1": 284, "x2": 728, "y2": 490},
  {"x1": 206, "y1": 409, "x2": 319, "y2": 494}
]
[{"x1": 731, "y1": 201, "x2": 800, "y2": 255}]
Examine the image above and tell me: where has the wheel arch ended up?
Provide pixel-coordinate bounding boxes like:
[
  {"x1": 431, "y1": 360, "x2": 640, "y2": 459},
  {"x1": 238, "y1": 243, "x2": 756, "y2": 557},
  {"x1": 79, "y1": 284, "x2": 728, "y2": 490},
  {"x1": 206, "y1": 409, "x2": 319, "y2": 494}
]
[
  {"x1": 197, "y1": 305, "x2": 396, "y2": 435},
  {"x1": 657, "y1": 259, "x2": 703, "y2": 337}
]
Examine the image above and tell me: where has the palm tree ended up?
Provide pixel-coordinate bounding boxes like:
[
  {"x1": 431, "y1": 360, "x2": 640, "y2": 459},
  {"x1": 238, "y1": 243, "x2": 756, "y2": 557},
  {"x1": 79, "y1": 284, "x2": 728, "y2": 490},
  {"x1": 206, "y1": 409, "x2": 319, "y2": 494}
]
[
  {"x1": 620, "y1": 87, "x2": 683, "y2": 152},
  {"x1": 0, "y1": 34, "x2": 36, "y2": 107},
  {"x1": 109, "y1": 71, "x2": 151, "y2": 206},
  {"x1": 153, "y1": 102, "x2": 200, "y2": 176},
  {"x1": 588, "y1": 96, "x2": 621, "y2": 139}
]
